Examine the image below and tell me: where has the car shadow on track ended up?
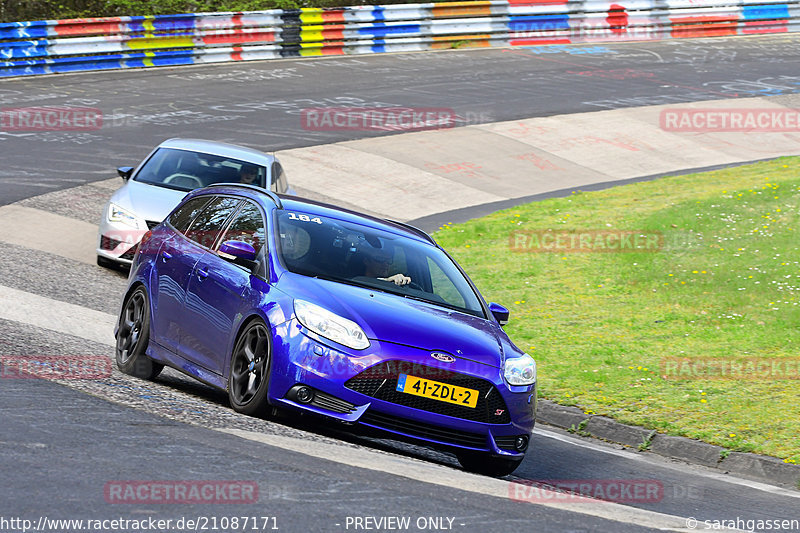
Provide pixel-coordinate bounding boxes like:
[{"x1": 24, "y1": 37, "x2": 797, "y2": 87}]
[{"x1": 152, "y1": 366, "x2": 469, "y2": 471}]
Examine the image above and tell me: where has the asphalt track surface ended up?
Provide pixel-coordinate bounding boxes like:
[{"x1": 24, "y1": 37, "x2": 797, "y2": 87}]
[
  {"x1": 2, "y1": 34, "x2": 800, "y2": 532},
  {"x1": 4, "y1": 34, "x2": 800, "y2": 205}
]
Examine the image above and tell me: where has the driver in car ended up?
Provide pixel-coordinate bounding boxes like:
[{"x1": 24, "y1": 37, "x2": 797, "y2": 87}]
[
  {"x1": 239, "y1": 164, "x2": 259, "y2": 185},
  {"x1": 363, "y1": 245, "x2": 411, "y2": 286}
]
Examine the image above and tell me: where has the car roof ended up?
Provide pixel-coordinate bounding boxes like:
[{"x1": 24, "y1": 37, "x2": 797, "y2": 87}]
[
  {"x1": 191, "y1": 184, "x2": 435, "y2": 246},
  {"x1": 280, "y1": 196, "x2": 435, "y2": 245},
  {"x1": 158, "y1": 138, "x2": 277, "y2": 167}
]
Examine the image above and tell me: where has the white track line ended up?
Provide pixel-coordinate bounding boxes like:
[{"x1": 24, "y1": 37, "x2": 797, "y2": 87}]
[
  {"x1": 0, "y1": 285, "x2": 116, "y2": 347},
  {"x1": 537, "y1": 428, "x2": 800, "y2": 500},
  {"x1": 0, "y1": 205, "x2": 97, "y2": 265},
  {"x1": 223, "y1": 428, "x2": 702, "y2": 532}
]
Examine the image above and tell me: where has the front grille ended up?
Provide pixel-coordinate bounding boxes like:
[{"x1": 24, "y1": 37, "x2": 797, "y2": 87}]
[
  {"x1": 100, "y1": 235, "x2": 121, "y2": 250},
  {"x1": 345, "y1": 360, "x2": 510, "y2": 424},
  {"x1": 360, "y1": 410, "x2": 487, "y2": 449},
  {"x1": 310, "y1": 390, "x2": 356, "y2": 414},
  {"x1": 145, "y1": 220, "x2": 161, "y2": 230}
]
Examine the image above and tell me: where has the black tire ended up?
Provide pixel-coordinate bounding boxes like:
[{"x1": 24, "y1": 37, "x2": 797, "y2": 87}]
[
  {"x1": 116, "y1": 286, "x2": 163, "y2": 380},
  {"x1": 457, "y1": 451, "x2": 523, "y2": 477},
  {"x1": 227, "y1": 320, "x2": 272, "y2": 417}
]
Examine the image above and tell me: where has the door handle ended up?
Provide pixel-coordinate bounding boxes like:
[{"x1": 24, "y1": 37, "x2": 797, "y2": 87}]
[
  {"x1": 161, "y1": 251, "x2": 172, "y2": 262},
  {"x1": 196, "y1": 268, "x2": 209, "y2": 281}
]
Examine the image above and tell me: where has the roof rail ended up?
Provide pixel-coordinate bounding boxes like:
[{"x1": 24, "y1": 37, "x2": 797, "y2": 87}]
[
  {"x1": 205, "y1": 183, "x2": 283, "y2": 208},
  {"x1": 385, "y1": 219, "x2": 436, "y2": 245}
]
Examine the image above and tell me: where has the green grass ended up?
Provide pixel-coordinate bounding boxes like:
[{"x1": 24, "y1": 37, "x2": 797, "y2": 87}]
[{"x1": 435, "y1": 157, "x2": 800, "y2": 464}]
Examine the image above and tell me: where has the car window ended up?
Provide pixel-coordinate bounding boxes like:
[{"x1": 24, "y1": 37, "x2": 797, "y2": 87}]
[
  {"x1": 184, "y1": 197, "x2": 242, "y2": 249},
  {"x1": 427, "y1": 257, "x2": 466, "y2": 310},
  {"x1": 217, "y1": 201, "x2": 267, "y2": 255},
  {"x1": 231, "y1": 162, "x2": 267, "y2": 189},
  {"x1": 275, "y1": 211, "x2": 485, "y2": 318},
  {"x1": 134, "y1": 147, "x2": 267, "y2": 191},
  {"x1": 167, "y1": 196, "x2": 213, "y2": 234}
]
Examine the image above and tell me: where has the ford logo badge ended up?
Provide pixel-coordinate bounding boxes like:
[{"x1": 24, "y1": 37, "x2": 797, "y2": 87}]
[{"x1": 431, "y1": 352, "x2": 455, "y2": 363}]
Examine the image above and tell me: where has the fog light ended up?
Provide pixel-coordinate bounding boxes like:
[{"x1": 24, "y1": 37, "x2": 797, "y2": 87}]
[
  {"x1": 515, "y1": 435, "x2": 529, "y2": 452},
  {"x1": 295, "y1": 386, "x2": 314, "y2": 404}
]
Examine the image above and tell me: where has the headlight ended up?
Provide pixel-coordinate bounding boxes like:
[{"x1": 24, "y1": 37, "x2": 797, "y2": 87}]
[
  {"x1": 504, "y1": 354, "x2": 537, "y2": 386},
  {"x1": 108, "y1": 203, "x2": 139, "y2": 228},
  {"x1": 294, "y1": 300, "x2": 370, "y2": 350}
]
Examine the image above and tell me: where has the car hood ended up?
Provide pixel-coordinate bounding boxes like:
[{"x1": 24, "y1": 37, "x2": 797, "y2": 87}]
[
  {"x1": 277, "y1": 273, "x2": 504, "y2": 368},
  {"x1": 109, "y1": 180, "x2": 189, "y2": 225}
]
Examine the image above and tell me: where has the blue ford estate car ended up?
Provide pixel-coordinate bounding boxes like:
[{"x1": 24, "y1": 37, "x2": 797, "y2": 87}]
[{"x1": 116, "y1": 184, "x2": 537, "y2": 476}]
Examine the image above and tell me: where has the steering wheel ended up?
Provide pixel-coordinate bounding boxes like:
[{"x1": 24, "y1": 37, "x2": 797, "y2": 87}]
[{"x1": 163, "y1": 173, "x2": 203, "y2": 188}]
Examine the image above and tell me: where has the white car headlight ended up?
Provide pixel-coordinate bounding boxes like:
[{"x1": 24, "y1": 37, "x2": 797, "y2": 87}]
[
  {"x1": 108, "y1": 203, "x2": 139, "y2": 228},
  {"x1": 504, "y1": 354, "x2": 537, "y2": 386},
  {"x1": 294, "y1": 300, "x2": 370, "y2": 350}
]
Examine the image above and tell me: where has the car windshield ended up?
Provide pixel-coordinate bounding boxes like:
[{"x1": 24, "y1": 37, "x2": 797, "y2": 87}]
[
  {"x1": 276, "y1": 210, "x2": 485, "y2": 318},
  {"x1": 134, "y1": 147, "x2": 267, "y2": 192}
]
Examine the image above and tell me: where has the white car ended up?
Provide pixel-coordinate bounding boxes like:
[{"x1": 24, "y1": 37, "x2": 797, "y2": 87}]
[{"x1": 97, "y1": 138, "x2": 292, "y2": 268}]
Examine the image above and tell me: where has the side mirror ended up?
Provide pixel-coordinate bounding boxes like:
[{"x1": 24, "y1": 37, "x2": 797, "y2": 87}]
[
  {"x1": 489, "y1": 302, "x2": 510, "y2": 326},
  {"x1": 117, "y1": 166, "x2": 134, "y2": 180},
  {"x1": 218, "y1": 240, "x2": 257, "y2": 269}
]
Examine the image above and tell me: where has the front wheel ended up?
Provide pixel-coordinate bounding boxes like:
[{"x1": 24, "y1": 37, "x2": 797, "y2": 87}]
[
  {"x1": 228, "y1": 320, "x2": 272, "y2": 417},
  {"x1": 116, "y1": 286, "x2": 163, "y2": 380},
  {"x1": 457, "y1": 451, "x2": 523, "y2": 477}
]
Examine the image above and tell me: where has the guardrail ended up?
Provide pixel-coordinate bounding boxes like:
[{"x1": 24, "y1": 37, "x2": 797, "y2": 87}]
[{"x1": 2, "y1": 0, "x2": 799, "y2": 77}]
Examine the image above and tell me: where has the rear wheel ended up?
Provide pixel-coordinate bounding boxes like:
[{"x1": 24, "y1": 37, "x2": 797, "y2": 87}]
[
  {"x1": 228, "y1": 320, "x2": 272, "y2": 417},
  {"x1": 116, "y1": 286, "x2": 163, "y2": 380},
  {"x1": 457, "y1": 451, "x2": 522, "y2": 477}
]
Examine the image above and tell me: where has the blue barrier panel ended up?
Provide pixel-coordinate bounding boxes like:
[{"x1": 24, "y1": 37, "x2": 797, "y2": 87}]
[
  {"x1": 357, "y1": 23, "x2": 423, "y2": 36},
  {"x1": 742, "y1": 4, "x2": 790, "y2": 20},
  {"x1": 127, "y1": 15, "x2": 198, "y2": 33},
  {"x1": 509, "y1": 15, "x2": 570, "y2": 32},
  {"x1": 0, "y1": 21, "x2": 53, "y2": 40},
  {"x1": 1, "y1": 40, "x2": 51, "y2": 59},
  {"x1": 0, "y1": 49, "x2": 198, "y2": 77},
  {"x1": 372, "y1": 6, "x2": 387, "y2": 21}
]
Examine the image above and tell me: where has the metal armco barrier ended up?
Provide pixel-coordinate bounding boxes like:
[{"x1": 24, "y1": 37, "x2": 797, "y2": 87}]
[{"x1": 2, "y1": 0, "x2": 799, "y2": 77}]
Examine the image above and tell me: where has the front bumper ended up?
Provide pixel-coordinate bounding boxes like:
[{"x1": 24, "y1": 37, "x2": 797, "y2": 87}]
[
  {"x1": 96, "y1": 217, "x2": 157, "y2": 265},
  {"x1": 267, "y1": 320, "x2": 537, "y2": 457}
]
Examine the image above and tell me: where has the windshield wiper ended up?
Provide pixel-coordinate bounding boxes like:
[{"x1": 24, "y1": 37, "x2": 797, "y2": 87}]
[
  {"x1": 308, "y1": 272, "x2": 393, "y2": 293},
  {"x1": 401, "y1": 293, "x2": 430, "y2": 304},
  {"x1": 137, "y1": 180, "x2": 192, "y2": 193},
  {"x1": 312, "y1": 274, "x2": 364, "y2": 289}
]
